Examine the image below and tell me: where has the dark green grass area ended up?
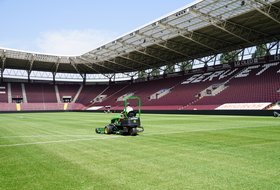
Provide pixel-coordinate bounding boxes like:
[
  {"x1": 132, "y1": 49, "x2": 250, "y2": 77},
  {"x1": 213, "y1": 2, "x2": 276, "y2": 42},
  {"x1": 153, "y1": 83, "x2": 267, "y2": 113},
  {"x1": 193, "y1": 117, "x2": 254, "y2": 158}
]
[{"x1": 0, "y1": 112, "x2": 279, "y2": 190}]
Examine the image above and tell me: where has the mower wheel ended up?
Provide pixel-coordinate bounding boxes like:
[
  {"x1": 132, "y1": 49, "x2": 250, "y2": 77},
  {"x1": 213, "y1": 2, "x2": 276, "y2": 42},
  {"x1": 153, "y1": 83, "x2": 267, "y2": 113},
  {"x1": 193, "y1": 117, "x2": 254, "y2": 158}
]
[
  {"x1": 129, "y1": 127, "x2": 137, "y2": 136},
  {"x1": 104, "y1": 125, "x2": 113, "y2": 134}
]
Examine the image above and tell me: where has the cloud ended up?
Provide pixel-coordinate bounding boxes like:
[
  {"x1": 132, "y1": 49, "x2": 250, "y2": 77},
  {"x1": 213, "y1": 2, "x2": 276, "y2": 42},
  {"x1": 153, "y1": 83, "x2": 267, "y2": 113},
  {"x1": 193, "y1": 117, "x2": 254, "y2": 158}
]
[{"x1": 36, "y1": 29, "x2": 118, "y2": 55}]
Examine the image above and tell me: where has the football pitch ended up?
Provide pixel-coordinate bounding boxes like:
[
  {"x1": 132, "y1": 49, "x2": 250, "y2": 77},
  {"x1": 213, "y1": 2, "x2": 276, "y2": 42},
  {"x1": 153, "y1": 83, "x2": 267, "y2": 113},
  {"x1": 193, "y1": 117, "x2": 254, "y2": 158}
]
[{"x1": 0, "y1": 112, "x2": 279, "y2": 190}]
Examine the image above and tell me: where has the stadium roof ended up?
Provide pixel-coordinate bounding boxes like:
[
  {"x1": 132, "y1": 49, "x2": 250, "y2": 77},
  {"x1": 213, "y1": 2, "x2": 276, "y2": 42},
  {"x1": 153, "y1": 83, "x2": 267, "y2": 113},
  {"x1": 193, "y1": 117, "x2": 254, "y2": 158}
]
[{"x1": 1, "y1": 0, "x2": 280, "y2": 77}]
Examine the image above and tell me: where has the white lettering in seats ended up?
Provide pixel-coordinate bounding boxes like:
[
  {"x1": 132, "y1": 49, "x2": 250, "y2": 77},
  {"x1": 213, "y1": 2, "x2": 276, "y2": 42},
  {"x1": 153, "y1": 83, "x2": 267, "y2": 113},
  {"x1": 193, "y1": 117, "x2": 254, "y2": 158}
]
[
  {"x1": 256, "y1": 62, "x2": 279, "y2": 75},
  {"x1": 192, "y1": 73, "x2": 212, "y2": 83},
  {"x1": 219, "y1": 68, "x2": 238, "y2": 80},
  {"x1": 235, "y1": 65, "x2": 260, "y2": 78},
  {"x1": 203, "y1": 70, "x2": 224, "y2": 82},
  {"x1": 182, "y1": 74, "x2": 201, "y2": 84}
]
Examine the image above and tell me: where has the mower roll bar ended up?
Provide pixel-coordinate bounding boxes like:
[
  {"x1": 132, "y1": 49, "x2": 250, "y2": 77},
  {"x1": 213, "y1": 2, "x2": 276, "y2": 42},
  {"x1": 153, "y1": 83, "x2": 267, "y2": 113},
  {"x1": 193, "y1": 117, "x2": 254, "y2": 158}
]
[{"x1": 124, "y1": 97, "x2": 141, "y2": 119}]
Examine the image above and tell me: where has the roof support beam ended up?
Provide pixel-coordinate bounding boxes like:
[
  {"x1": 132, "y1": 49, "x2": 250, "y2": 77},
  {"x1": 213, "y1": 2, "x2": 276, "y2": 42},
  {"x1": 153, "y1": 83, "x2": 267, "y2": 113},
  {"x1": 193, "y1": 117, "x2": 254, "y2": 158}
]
[
  {"x1": 51, "y1": 57, "x2": 60, "y2": 75},
  {"x1": 119, "y1": 54, "x2": 151, "y2": 69},
  {"x1": 136, "y1": 48, "x2": 174, "y2": 65},
  {"x1": 70, "y1": 62, "x2": 82, "y2": 76},
  {"x1": 51, "y1": 57, "x2": 61, "y2": 84},
  {"x1": 103, "y1": 58, "x2": 136, "y2": 78},
  {"x1": 99, "y1": 42, "x2": 157, "y2": 71},
  {"x1": 119, "y1": 41, "x2": 203, "y2": 72},
  {"x1": 0, "y1": 68, "x2": 3, "y2": 82},
  {"x1": 76, "y1": 57, "x2": 114, "y2": 80},
  {"x1": 69, "y1": 57, "x2": 86, "y2": 78},
  {"x1": 122, "y1": 41, "x2": 176, "y2": 65},
  {"x1": 161, "y1": 23, "x2": 226, "y2": 54},
  {"x1": 1, "y1": 50, "x2": 6, "y2": 72},
  {"x1": 76, "y1": 57, "x2": 105, "y2": 74},
  {"x1": 80, "y1": 54, "x2": 121, "y2": 73},
  {"x1": 106, "y1": 58, "x2": 134, "y2": 71},
  {"x1": 70, "y1": 62, "x2": 86, "y2": 83},
  {"x1": 98, "y1": 48, "x2": 146, "y2": 71},
  {"x1": 189, "y1": 8, "x2": 268, "y2": 47},
  {"x1": 138, "y1": 33, "x2": 193, "y2": 59},
  {"x1": 26, "y1": 54, "x2": 35, "y2": 72},
  {"x1": 0, "y1": 51, "x2": 5, "y2": 82},
  {"x1": 246, "y1": 0, "x2": 280, "y2": 25},
  {"x1": 26, "y1": 54, "x2": 35, "y2": 83},
  {"x1": 86, "y1": 53, "x2": 121, "y2": 73},
  {"x1": 138, "y1": 32, "x2": 225, "y2": 62},
  {"x1": 116, "y1": 42, "x2": 153, "y2": 68},
  {"x1": 67, "y1": 59, "x2": 86, "y2": 85}
]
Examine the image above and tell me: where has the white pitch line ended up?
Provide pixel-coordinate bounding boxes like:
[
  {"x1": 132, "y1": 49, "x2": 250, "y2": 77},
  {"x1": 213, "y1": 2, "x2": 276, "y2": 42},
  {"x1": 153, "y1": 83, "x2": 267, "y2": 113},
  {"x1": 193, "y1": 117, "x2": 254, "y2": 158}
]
[
  {"x1": 0, "y1": 135, "x2": 123, "y2": 147},
  {"x1": 0, "y1": 135, "x2": 99, "y2": 138},
  {"x1": 142, "y1": 124, "x2": 280, "y2": 136},
  {"x1": 0, "y1": 124, "x2": 279, "y2": 147}
]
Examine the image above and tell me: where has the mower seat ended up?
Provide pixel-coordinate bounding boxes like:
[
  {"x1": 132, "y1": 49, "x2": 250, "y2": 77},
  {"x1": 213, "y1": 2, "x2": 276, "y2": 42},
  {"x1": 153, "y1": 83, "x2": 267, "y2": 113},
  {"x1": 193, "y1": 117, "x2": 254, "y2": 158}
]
[{"x1": 127, "y1": 111, "x2": 136, "y2": 118}]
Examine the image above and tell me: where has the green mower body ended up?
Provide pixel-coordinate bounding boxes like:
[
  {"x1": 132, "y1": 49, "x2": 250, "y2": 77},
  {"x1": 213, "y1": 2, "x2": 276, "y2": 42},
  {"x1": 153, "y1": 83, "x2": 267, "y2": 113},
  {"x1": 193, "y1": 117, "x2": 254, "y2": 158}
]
[{"x1": 95, "y1": 97, "x2": 144, "y2": 136}]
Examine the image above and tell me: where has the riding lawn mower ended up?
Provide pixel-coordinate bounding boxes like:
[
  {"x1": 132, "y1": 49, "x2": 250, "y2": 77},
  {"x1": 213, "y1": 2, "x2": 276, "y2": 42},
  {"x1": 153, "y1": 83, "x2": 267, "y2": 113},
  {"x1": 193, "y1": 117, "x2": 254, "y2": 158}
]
[{"x1": 95, "y1": 97, "x2": 144, "y2": 136}]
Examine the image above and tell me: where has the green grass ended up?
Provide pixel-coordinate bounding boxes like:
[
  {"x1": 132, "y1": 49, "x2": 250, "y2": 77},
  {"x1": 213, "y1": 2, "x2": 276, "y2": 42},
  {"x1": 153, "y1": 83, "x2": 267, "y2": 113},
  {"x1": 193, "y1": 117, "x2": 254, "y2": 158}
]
[{"x1": 0, "y1": 112, "x2": 279, "y2": 190}]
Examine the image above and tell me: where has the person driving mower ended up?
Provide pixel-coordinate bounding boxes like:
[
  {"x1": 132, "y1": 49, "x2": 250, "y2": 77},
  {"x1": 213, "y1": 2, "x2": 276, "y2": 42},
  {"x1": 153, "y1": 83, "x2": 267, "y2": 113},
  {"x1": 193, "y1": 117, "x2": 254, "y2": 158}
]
[{"x1": 118, "y1": 102, "x2": 133, "y2": 123}]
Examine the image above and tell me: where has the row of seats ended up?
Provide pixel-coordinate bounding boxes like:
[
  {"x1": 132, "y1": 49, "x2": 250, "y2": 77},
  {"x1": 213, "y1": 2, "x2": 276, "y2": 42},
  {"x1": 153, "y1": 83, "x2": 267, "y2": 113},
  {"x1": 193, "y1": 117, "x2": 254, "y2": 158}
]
[{"x1": 0, "y1": 103, "x2": 86, "y2": 111}]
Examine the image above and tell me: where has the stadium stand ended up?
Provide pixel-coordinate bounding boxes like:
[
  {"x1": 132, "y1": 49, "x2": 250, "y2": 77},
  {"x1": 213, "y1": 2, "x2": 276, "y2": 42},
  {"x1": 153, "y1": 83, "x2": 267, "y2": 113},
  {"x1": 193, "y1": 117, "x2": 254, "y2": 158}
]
[
  {"x1": 0, "y1": 57, "x2": 280, "y2": 111},
  {"x1": 92, "y1": 84, "x2": 130, "y2": 108},
  {"x1": 75, "y1": 84, "x2": 108, "y2": 106},
  {"x1": 0, "y1": 103, "x2": 17, "y2": 111},
  {"x1": 20, "y1": 103, "x2": 64, "y2": 111},
  {"x1": 57, "y1": 84, "x2": 81, "y2": 102},
  {"x1": 184, "y1": 62, "x2": 280, "y2": 110},
  {"x1": 141, "y1": 67, "x2": 241, "y2": 110},
  {"x1": 10, "y1": 82, "x2": 23, "y2": 103},
  {"x1": 0, "y1": 82, "x2": 8, "y2": 103},
  {"x1": 24, "y1": 83, "x2": 57, "y2": 103}
]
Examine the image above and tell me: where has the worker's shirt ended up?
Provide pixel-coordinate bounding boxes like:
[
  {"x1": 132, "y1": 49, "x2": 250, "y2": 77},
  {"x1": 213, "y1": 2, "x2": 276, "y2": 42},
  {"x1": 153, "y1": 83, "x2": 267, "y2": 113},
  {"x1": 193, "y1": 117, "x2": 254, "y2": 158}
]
[{"x1": 125, "y1": 106, "x2": 133, "y2": 113}]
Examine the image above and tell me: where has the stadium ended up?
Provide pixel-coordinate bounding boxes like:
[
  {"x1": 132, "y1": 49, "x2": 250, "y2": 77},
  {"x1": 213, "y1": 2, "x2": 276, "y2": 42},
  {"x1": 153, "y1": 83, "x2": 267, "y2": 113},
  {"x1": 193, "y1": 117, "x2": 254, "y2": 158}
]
[
  {"x1": 0, "y1": 0, "x2": 279, "y2": 114},
  {"x1": 1, "y1": 0, "x2": 280, "y2": 189}
]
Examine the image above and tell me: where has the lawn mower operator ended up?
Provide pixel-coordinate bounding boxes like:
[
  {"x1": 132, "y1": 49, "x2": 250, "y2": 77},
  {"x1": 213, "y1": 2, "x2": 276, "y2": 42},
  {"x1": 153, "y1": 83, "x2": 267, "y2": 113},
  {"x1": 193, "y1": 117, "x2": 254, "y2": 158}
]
[{"x1": 118, "y1": 103, "x2": 133, "y2": 122}]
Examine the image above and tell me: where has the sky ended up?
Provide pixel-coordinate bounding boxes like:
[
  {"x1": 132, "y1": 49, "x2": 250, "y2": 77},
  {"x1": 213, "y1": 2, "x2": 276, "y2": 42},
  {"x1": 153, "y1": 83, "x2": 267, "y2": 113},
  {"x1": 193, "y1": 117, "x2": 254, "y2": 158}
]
[{"x1": 0, "y1": 0, "x2": 195, "y2": 56}]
